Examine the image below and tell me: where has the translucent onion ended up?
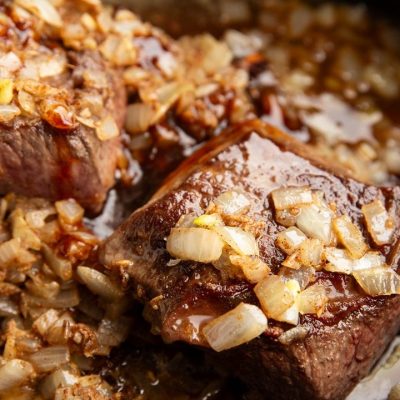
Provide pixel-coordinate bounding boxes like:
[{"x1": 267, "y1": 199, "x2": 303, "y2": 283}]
[
  {"x1": 193, "y1": 214, "x2": 224, "y2": 229},
  {"x1": 96, "y1": 116, "x2": 119, "y2": 141},
  {"x1": 0, "y1": 52, "x2": 22, "y2": 72},
  {"x1": 296, "y1": 238, "x2": 323, "y2": 267},
  {"x1": 0, "y1": 104, "x2": 21, "y2": 122},
  {"x1": 278, "y1": 303, "x2": 300, "y2": 325},
  {"x1": 202, "y1": 303, "x2": 268, "y2": 352},
  {"x1": 0, "y1": 79, "x2": 14, "y2": 105},
  {"x1": 30, "y1": 346, "x2": 70, "y2": 372},
  {"x1": 40, "y1": 369, "x2": 78, "y2": 400},
  {"x1": 0, "y1": 238, "x2": 21, "y2": 266},
  {"x1": 43, "y1": 245, "x2": 72, "y2": 281},
  {"x1": 214, "y1": 191, "x2": 251, "y2": 215},
  {"x1": 25, "y1": 208, "x2": 56, "y2": 229},
  {"x1": 213, "y1": 226, "x2": 259, "y2": 256},
  {"x1": 33, "y1": 309, "x2": 60, "y2": 337},
  {"x1": 254, "y1": 276, "x2": 300, "y2": 320},
  {"x1": 271, "y1": 186, "x2": 313, "y2": 210},
  {"x1": 353, "y1": 267, "x2": 400, "y2": 296},
  {"x1": 229, "y1": 254, "x2": 270, "y2": 284},
  {"x1": 0, "y1": 297, "x2": 19, "y2": 317},
  {"x1": 333, "y1": 215, "x2": 368, "y2": 258},
  {"x1": 278, "y1": 325, "x2": 309, "y2": 345},
  {"x1": 296, "y1": 202, "x2": 333, "y2": 244},
  {"x1": 125, "y1": 103, "x2": 155, "y2": 135},
  {"x1": 55, "y1": 199, "x2": 84, "y2": 225},
  {"x1": 276, "y1": 227, "x2": 307, "y2": 255},
  {"x1": 275, "y1": 208, "x2": 300, "y2": 227},
  {"x1": 297, "y1": 284, "x2": 328, "y2": 316},
  {"x1": 166, "y1": 227, "x2": 224, "y2": 263},
  {"x1": 11, "y1": 209, "x2": 41, "y2": 250},
  {"x1": 15, "y1": 0, "x2": 62, "y2": 27},
  {"x1": 362, "y1": 200, "x2": 394, "y2": 245},
  {"x1": 324, "y1": 248, "x2": 384, "y2": 275},
  {"x1": 278, "y1": 266, "x2": 315, "y2": 290},
  {"x1": 0, "y1": 359, "x2": 34, "y2": 391}
]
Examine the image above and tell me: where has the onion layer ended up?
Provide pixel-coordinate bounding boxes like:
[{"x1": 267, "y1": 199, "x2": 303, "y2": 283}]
[
  {"x1": 213, "y1": 226, "x2": 259, "y2": 256},
  {"x1": 271, "y1": 186, "x2": 313, "y2": 210}
]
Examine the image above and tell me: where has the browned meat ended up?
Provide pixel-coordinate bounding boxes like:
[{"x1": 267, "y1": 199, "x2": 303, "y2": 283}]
[
  {"x1": 0, "y1": 2, "x2": 126, "y2": 214},
  {"x1": 101, "y1": 120, "x2": 400, "y2": 400}
]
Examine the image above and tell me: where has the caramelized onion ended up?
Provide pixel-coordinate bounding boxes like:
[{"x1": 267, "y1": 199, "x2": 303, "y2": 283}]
[
  {"x1": 203, "y1": 303, "x2": 268, "y2": 352},
  {"x1": 276, "y1": 227, "x2": 307, "y2": 255},
  {"x1": 229, "y1": 254, "x2": 270, "y2": 283},
  {"x1": 55, "y1": 199, "x2": 84, "y2": 226},
  {"x1": 271, "y1": 186, "x2": 313, "y2": 210},
  {"x1": 0, "y1": 359, "x2": 34, "y2": 391},
  {"x1": 353, "y1": 267, "x2": 400, "y2": 296},
  {"x1": 125, "y1": 103, "x2": 155, "y2": 135},
  {"x1": 297, "y1": 284, "x2": 328, "y2": 316},
  {"x1": 167, "y1": 227, "x2": 224, "y2": 263},
  {"x1": 362, "y1": 200, "x2": 394, "y2": 245}
]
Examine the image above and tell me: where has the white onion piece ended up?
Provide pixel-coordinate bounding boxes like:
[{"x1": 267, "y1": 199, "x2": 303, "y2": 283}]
[
  {"x1": 203, "y1": 303, "x2": 267, "y2": 352},
  {"x1": 296, "y1": 202, "x2": 333, "y2": 244},
  {"x1": 11, "y1": 209, "x2": 41, "y2": 250},
  {"x1": 96, "y1": 116, "x2": 119, "y2": 141},
  {"x1": 125, "y1": 103, "x2": 155, "y2": 134},
  {"x1": 278, "y1": 303, "x2": 300, "y2": 325},
  {"x1": 254, "y1": 276, "x2": 300, "y2": 320},
  {"x1": 213, "y1": 226, "x2": 259, "y2": 256},
  {"x1": 324, "y1": 248, "x2": 384, "y2": 275},
  {"x1": 353, "y1": 267, "x2": 400, "y2": 296},
  {"x1": 271, "y1": 186, "x2": 313, "y2": 210},
  {"x1": 33, "y1": 309, "x2": 60, "y2": 337},
  {"x1": 362, "y1": 200, "x2": 395, "y2": 245},
  {"x1": 167, "y1": 227, "x2": 224, "y2": 263},
  {"x1": 55, "y1": 199, "x2": 84, "y2": 225},
  {"x1": 278, "y1": 325, "x2": 309, "y2": 345},
  {"x1": 297, "y1": 284, "x2": 328, "y2": 316},
  {"x1": 229, "y1": 255, "x2": 270, "y2": 284},
  {"x1": 0, "y1": 104, "x2": 20, "y2": 122},
  {"x1": 0, "y1": 238, "x2": 21, "y2": 266},
  {"x1": 193, "y1": 214, "x2": 224, "y2": 228},
  {"x1": 276, "y1": 227, "x2": 307, "y2": 255},
  {"x1": 77, "y1": 266, "x2": 123, "y2": 301},
  {"x1": 278, "y1": 266, "x2": 315, "y2": 290},
  {"x1": 40, "y1": 369, "x2": 78, "y2": 400},
  {"x1": 214, "y1": 191, "x2": 251, "y2": 214},
  {"x1": 296, "y1": 239, "x2": 323, "y2": 267},
  {"x1": 333, "y1": 215, "x2": 368, "y2": 258},
  {"x1": 0, "y1": 359, "x2": 34, "y2": 391},
  {"x1": 30, "y1": 346, "x2": 70, "y2": 372},
  {"x1": 43, "y1": 245, "x2": 72, "y2": 281},
  {"x1": 15, "y1": 0, "x2": 62, "y2": 27}
]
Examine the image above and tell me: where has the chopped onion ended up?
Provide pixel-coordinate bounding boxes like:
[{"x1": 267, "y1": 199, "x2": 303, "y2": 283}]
[
  {"x1": 353, "y1": 267, "x2": 400, "y2": 296},
  {"x1": 15, "y1": 0, "x2": 62, "y2": 27},
  {"x1": 229, "y1": 255, "x2": 270, "y2": 284},
  {"x1": 96, "y1": 116, "x2": 119, "y2": 141},
  {"x1": 0, "y1": 52, "x2": 22, "y2": 72},
  {"x1": 43, "y1": 245, "x2": 72, "y2": 281},
  {"x1": 213, "y1": 226, "x2": 259, "y2": 256},
  {"x1": 296, "y1": 239, "x2": 323, "y2": 267},
  {"x1": 33, "y1": 309, "x2": 60, "y2": 337},
  {"x1": 40, "y1": 369, "x2": 78, "y2": 400},
  {"x1": 11, "y1": 209, "x2": 41, "y2": 250},
  {"x1": 296, "y1": 202, "x2": 333, "y2": 244},
  {"x1": 362, "y1": 200, "x2": 394, "y2": 245},
  {"x1": 30, "y1": 346, "x2": 70, "y2": 372},
  {"x1": 125, "y1": 103, "x2": 155, "y2": 135},
  {"x1": 166, "y1": 227, "x2": 224, "y2": 263},
  {"x1": 297, "y1": 284, "x2": 328, "y2": 316},
  {"x1": 55, "y1": 199, "x2": 84, "y2": 225},
  {"x1": 324, "y1": 248, "x2": 384, "y2": 274},
  {"x1": 0, "y1": 79, "x2": 14, "y2": 105},
  {"x1": 193, "y1": 214, "x2": 224, "y2": 229},
  {"x1": 0, "y1": 238, "x2": 21, "y2": 266},
  {"x1": 77, "y1": 266, "x2": 123, "y2": 301},
  {"x1": 271, "y1": 186, "x2": 313, "y2": 210},
  {"x1": 25, "y1": 208, "x2": 55, "y2": 229},
  {"x1": 275, "y1": 208, "x2": 300, "y2": 227},
  {"x1": 0, "y1": 297, "x2": 19, "y2": 317},
  {"x1": 0, "y1": 359, "x2": 34, "y2": 391},
  {"x1": 202, "y1": 303, "x2": 267, "y2": 352},
  {"x1": 214, "y1": 191, "x2": 251, "y2": 214},
  {"x1": 0, "y1": 104, "x2": 21, "y2": 122},
  {"x1": 97, "y1": 318, "x2": 130, "y2": 347},
  {"x1": 276, "y1": 227, "x2": 307, "y2": 255},
  {"x1": 282, "y1": 252, "x2": 302, "y2": 270},
  {"x1": 278, "y1": 266, "x2": 315, "y2": 290},
  {"x1": 278, "y1": 325, "x2": 309, "y2": 345},
  {"x1": 333, "y1": 215, "x2": 368, "y2": 258},
  {"x1": 254, "y1": 276, "x2": 299, "y2": 320}
]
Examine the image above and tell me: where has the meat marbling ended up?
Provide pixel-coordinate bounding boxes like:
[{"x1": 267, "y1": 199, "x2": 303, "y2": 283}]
[{"x1": 101, "y1": 120, "x2": 400, "y2": 400}]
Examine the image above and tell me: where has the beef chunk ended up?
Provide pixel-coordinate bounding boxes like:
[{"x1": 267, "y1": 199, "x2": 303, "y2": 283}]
[{"x1": 101, "y1": 120, "x2": 400, "y2": 400}]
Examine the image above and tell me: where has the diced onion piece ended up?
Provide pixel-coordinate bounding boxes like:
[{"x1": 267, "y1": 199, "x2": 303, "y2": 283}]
[
  {"x1": 278, "y1": 303, "x2": 300, "y2": 325},
  {"x1": 0, "y1": 297, "x2": 19, "y2": 317},
  {"x1": 193, "y1": 214, "x2": 224, "y2": 229},
  {"x1": 0, "y1": 104, "x2": 20, "y2": 122},
  {"x1": 11, "y1": 209, "x2": 41, "y2": 250},
  {"x1": 167, "y1": 227, "x2": 224, "y2": 263},
  {"x1": 125, "y1": 103, "x2": 155, "y2": 134},
  {"x1": 297, "y1": 284, "x2": 328, "y2": 316},
  {"x1": 18, "y1": 90, "x2": 37, "y2": 115},
  {"x1": 213, "y1": 226, "x2": 259, "y2": 256},
  {"x1": 278, "y1": 266, "x2": 316, "y2": 290},
  {"x1": 33, "y1": 309, "x2": 60, "y2": 337},
  {"x1": 214, "y1": 191, "x2": 251, "y2": 214},
  {"x1": 323, "y1": 248, "x2": 384, "y2": 274},
  {"x1": 25, "y1": 208, "x2": 56, "y2": 229},
  {"x1": 278, "y1": 325, "x2": 309, "y2": 345},
  {"x1": 43, "y1": 244, "x2": 72, "y2": 281},
  {"x1": 254, "y1": 276, "x2": 299, "y2": 320},
  {"x1": 0, "y1": 79, "x2": 14, "y2": 105},
  {"x1": 0, "y1": 359, "x2": 35, "y2": 391},
  {"x1": 276, "y1": 227, "x2": 307, "y2": 255},
  {"x1": 333, "y1": 215, "x2": 368, "y2": 258},
  {"x1": 30, "y1": 346, "x2": 70, "y2": 372},
  {"x1": 40, "y1": 368, "x2": 78, "y2": 400},
  {"x1": 362, "y1": 200, "x2": 395, "y2": 245},
  {"x1": 15, "y1": 0, "x2": 62, "y2": 27},
  {"x1": 296, "y1": 239, "x2": 323, "y2": 267},
  {"x1": 353, "y1": 267, "x2": 400, "y2": 296},
  {"x1": 275, "y1": 208, "x2": 300, "y2": 227},
  {"x1": 282, "y1": 252, "x2": 302, "y2": 270},
  {"x1": 0, "y1": 238, "x2": 21, "y2": 265},
  {"x1": 296, "y1": 202, "x2": 333, "y2": 244},
  {"x1": 229, "y1": 255, "x2": 270, "y2": 284},
  {"x1": 0, "y1": 52, "x2": 22, "y2": 72},
  {"x1": 271, "y1": 186, "x2": 313, "y2": 210},
  {"x1": 55, "y1": 199, "x2": 84, "y2": 225},
  {"x1": 203, "y1": 303, "x2": 267, "y2": 352},
  {"x1": 77, "y1": 266, "x2": 123, "y2": 301},
  {"x1": 96, "y1": 115, "x2": 119, "y2": 141}
]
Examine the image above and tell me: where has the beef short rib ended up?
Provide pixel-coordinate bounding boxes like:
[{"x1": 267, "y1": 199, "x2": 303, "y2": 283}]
[{"x1": 101, "y1": 120, "x2": 400, "y2": 400}]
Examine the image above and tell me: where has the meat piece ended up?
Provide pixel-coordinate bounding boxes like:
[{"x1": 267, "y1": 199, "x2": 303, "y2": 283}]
[
  {"x1": 0, "y1": 2, "x2": 126, "y2": 214},
  {"x1": 101, "y1": 120, "x2": 400, "y2": 400}
]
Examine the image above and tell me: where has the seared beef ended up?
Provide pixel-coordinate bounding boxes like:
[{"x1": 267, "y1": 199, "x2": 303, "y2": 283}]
[
  {"x1": 0, "y1": 3, "x2": 126, "y2": 214},
  {"x1": 102, "y1": 120, "x2": 400, "y2": 400}
]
